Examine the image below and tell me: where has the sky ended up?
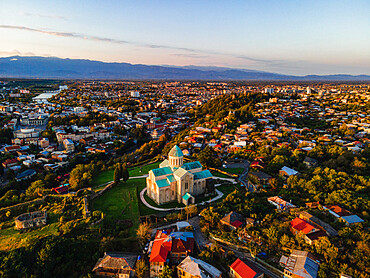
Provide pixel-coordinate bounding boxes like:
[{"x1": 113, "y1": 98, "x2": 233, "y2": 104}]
[{"x1": 0, "y1": 0, "x2": 369, "y2": 75}]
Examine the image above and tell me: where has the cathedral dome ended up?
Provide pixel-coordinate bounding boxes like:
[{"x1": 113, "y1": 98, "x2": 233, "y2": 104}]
[{"x1": 168, "y1": 145, "x2": 183, "y2": 158}]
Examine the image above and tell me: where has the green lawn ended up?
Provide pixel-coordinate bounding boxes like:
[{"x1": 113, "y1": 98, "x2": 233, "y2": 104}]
[
  {"x1": 138, "y1": 198, "x2": 159, "y2": 216},
  {"x1": 217, "y1": 184, "x2": 237, "y2": 197},
  {"x1": 92, "y1": 170, "x2": 114, "y2": 186},
  {"x1": 222, "y1": 167, "x2": 245, "y2": 175},
  {"x1": 129, "y1": 161, "x2": 161, "y2": 177},
  {"x1": 92, "y1": 161, "x2": 161, "y2": 187},
  {"x1": 91, "y1": 178, "x2": 146, "y2": 236},
  {"x1": 211, "y1": 171, "x2": 231, "y2": 178}
]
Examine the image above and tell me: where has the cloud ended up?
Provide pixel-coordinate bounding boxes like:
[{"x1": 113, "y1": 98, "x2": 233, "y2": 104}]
[
  {"x1": 236, "y1": 55, "x2": 283, "y2": 65},
  {"x1": 20, "y1": 12, "x2": 68, "y2": 21},
  {"x1": 170, "y1": 53, "x2": 209, "y2": 59},
  {"x1": 0, "y1": 49, "x2": 36, "y2": 56},
  {"x1": 0, "y1": 24, "x2": 283, "y2": 66}
]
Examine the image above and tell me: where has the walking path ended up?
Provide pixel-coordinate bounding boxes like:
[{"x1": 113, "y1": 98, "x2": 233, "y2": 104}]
[
  {"x1": 212, "y1": 176, "x2": 238, "y2": 184},
  {"x1": 129, "y1": 174, "x2": 148, "y2": 179},
  {"x1": 139, "y1": 188, "x2": 224, "y2": 212}
]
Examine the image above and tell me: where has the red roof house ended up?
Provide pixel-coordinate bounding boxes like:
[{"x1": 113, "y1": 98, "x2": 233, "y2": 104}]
[
  {"x1": 53, "y1": 184, "x2": 69, "y2": 194},
  {"x1": 290, "y1": 217, "x2": 317, "y2": 235},
  {"x1": 230, "y1": 258, "x2": 264, "y2": 278},
  {"x1": 149, "y1": 238, "x2": 172, "y2": 263}
]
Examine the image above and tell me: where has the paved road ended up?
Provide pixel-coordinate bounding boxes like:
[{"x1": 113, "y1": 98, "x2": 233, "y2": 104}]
[
  {"x1": 154, "y1": 216, "x2": 281, "y2": 278},
  {"x1": 215, "y1": 243, "x2": 280, "y2": 278},
  {"x1": 189, "y1": 216, "x2": 280, "y2": 278},
  {"x1": 188, "y1": 216, "x2": 210, "y2": 251},
  {"x1": 237, "y1": 161, "x2": 255, "y2": 192}
]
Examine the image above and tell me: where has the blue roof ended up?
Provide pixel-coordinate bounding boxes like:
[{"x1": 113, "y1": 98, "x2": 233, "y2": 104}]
[
  {"x1": 168, "y1": 145, "x2": 183, "y2": 157},
  {"x1": 303, "y1": 257, "x2": 320, "y2": 278},
  {"x1": 167, "y1": 175, "x2": 176, "y2": 183},
  {"x1": 16, "y1": 169, "x2": 36, "y2": 179},
  {"x1": 169, "y1": 231, "x2": 194, "y2": 241},
  {"x1": 182, "y1": 192, "x2": 193, "y2": 201},
  {"x1": 155, "y1": 179, "x2": 170, "y2": 188},
  {"x1": 341, "y1": 215, "x2": 364, "y2": 224},
  {"x1": 193, "y1": 170, "x2": 213, "y2": 180},
  {"x1": 152, "y1": 166, "x2": 173, "y2": 177},
  {"x1": 182, "y1": 161, "x2": 202, "y2": 171}
]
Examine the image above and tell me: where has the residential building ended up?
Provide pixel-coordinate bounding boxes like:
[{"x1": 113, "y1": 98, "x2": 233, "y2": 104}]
[
  {"x1": 220, "y1": 211, "x2": 244, "y2": 230},
  {"x1": 323, "y1": 205, "x2": 364, "y2": 226},
  {"x1": 280, "y1": 250, "x2": 319, "y2": 278},
  {"x1": 92, "y1": 252, "x2": 137, "y2": 278},
  {"x1": 229, "y1": 258, "x2": 264, "y2": 278},
  {"x1": 15, "y1": 169, "x2": 36, "y2": 181},
  {"x1": 279, "y1": 166, "x2": 299, "y2": 179},
  {"x1": 149, "y1": 237, "x2": 171, "y2": 277},
  {"x1": 249, "y1": 171, "x2": 272, "y2": 186},
  {"x1": 63, "y1": 138, "x2": 75, "y2": 152},
  {"x1": 267, "y1": 196, "x2": 296, "y2": 211},
  {"x1": 290, "y1": 217, "x2": 327, "y2": 245},
  {"x1": 177, "y1": 256, "x2": 222, "y2": 278},
  {"x1": 303, "y1": 157, "x2": 318, "y2": 168}
]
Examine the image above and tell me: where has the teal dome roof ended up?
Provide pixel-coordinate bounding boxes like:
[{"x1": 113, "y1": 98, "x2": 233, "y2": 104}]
[{"x1": 168, "y1": 145, "x2": 183, "y2": 157}]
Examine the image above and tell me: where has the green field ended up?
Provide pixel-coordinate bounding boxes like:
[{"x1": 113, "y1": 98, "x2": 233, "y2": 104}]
[
  {"x1": 222, "y1": 167, "x2": 244, "y2": 174},
  {"x1": 0, "y1": 207, "x2": 67, "y2": 251},
  {"x1": 211, "y1": 171, "x2": 231, "y2": 178},
  {"x1": 138, "y1": 196, "x2": 159, "y2": 216},
  {"x1": 92, "y1": 161, "x2": 161, "y2": 186},
  {"x1": 129, "y1": 161, "x2": 161, "y2": 177},
  {"x1": 91, "y1": 178, "x2": 146, "y2": 236},
  {"x1": 217, "y1": 184, "x2": 237, "y2": 196},
  {"x1": 92, "y1": 170, "x2": 114, "y2": 186},
  {"x1": 0, "y1": 221, "x2": 59, "y2": 251}
]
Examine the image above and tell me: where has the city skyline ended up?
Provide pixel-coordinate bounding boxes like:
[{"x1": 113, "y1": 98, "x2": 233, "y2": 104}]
[{"x1": 1, "y1": 0, "x2": 369, "y2": 75}]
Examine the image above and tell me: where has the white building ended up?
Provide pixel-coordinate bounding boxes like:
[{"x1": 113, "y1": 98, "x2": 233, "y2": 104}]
[{"x1": 130, "y1": 91, "x2": 140, "y2": 98}]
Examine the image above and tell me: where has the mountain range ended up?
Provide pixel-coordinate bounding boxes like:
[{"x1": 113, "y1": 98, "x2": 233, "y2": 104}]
[{"x1": 0, "y1": 56, "x2": 369, "y2": 81}]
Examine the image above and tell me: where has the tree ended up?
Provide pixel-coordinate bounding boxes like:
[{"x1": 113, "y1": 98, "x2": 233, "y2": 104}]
[
  {"x1": 44, "y1": 173, "x2": 58, "y2": 188},
  {"x1": 185, "y1": 205, "x2": 198, "y2": 221},
  {"x1": 114, "y1": 163, "x2": 122, "y2": 184},
  {"x1": 159, "y1": 266, "x2": 173, "y2": 278},
  {"x1": 196, "y1": 146, "x2": 221, "y2": 168},
  {"x1": 134, "y1": 259, "x2": 148, "y2": 278},
  {"x1": 99, "y1": 236, "x2": 115, "y2": 253},
  {"x1": 200, "y1": 207, "x2": 221, "y2": 227},
  {"x1": 136, "y1": 222, "x2": 151, "y2": 245},
  {"x1": 26, "y1": 180, "x2": 45, "y2": 197},
  {"x1": 121, "y1": 163, "x2": 129, "y2": 182},
  {"x1": 6, "y1": 169, "x2": 15, "y2": 180}
]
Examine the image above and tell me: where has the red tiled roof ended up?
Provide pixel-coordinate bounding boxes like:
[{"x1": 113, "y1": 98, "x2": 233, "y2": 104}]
[
  {"x1": 149, "y1": 238, "x2": 171, "y2": 263},
  {"x1": 4, "y1": 145, "x2": 21, "y2": 151},
  {"x1": 3, "y1": 158, "x2": 18, "y2": 165},
  {"x1": 172, "y1": 237, "x2": 195, "y2": 253},
  {"x1": 230, "y1": 258, "x2": 264, "y2": 278},
  {"x1": 325, "y1": 205, "x2": 351, "y2": 217},
  {"x1": 290, "y1": 217, "x2": 315, "y2": 234},
  {"x1": 53, "y1": 185, "x2": 69, "y2": 194},
  {"x1": 231, "y1": 220, "x2": 243, "y2": 228}
]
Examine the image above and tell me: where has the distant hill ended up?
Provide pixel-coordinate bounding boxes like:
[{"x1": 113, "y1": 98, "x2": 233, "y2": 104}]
[{"x1": 0, "y1": 56, "x2": 369, "y2": 81}]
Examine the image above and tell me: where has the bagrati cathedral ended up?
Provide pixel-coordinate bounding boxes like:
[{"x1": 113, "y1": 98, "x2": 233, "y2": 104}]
[{"x1": 146, "y1": 145, "x2": 213, "y2": 205}]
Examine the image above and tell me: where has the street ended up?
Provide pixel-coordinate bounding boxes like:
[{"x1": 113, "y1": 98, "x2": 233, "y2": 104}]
[{"x1": 188, "y1": 216, "x2": 281, "y2": 278}]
